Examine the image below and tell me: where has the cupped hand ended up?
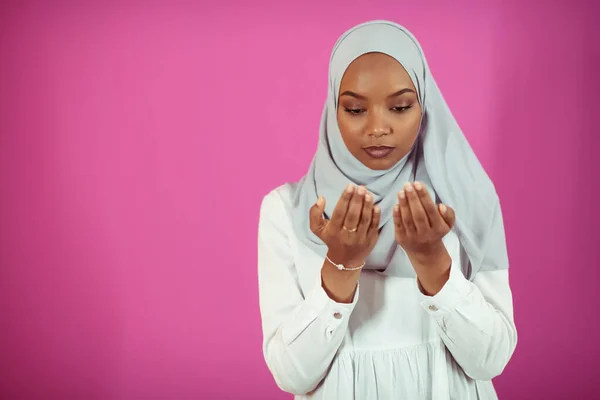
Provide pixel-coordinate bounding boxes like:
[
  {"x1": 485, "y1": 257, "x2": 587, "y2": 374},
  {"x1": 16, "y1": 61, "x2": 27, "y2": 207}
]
[
  {"x1": 309, "y1": 184, "x2": 380, "y2": 269},
  {"x1": 393, "y1": 181, "x2": 455, "y2": 257}
]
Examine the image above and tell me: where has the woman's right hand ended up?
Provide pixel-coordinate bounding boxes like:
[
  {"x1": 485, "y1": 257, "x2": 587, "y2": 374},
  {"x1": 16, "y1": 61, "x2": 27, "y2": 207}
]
[{"x1": 309, "y1": 184, "x2": 381, "y2": 269}]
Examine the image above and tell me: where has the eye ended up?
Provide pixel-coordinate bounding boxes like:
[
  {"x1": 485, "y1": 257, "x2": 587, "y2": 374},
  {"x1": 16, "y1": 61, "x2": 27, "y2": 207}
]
[
  {"x1": 343, "y1": 107, "x2": 365, "y2": 115},
  {"x1": 392, "y1": 105, "x2": 413, "y2": 113}
]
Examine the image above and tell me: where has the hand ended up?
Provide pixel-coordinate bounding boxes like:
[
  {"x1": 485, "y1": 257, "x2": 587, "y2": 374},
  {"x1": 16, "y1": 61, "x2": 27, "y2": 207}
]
[
  {"x1": 309, "y1": 184, "x2": 381, "y2": 268},
  {"x1": 393, "y1": 181, "x2": 455, "y2": 258}
]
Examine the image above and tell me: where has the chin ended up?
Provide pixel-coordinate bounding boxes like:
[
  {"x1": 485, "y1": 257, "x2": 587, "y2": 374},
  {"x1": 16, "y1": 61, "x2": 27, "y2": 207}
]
[{"x1": 364, "y1": 158, "x2": 397, "y2": 171}]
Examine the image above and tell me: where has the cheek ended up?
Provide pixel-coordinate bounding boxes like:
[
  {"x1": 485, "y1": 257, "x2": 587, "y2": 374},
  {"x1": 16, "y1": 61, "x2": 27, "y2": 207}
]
[
  {"x1": 336, "y1": 111, "x2": 364, "y2": 145},
  {"x1": 395, "y1": 110, "x2": 422, "y2": 136},
  {"x1": 408, "y1": 114, "x2": 422, "y2": 135}
]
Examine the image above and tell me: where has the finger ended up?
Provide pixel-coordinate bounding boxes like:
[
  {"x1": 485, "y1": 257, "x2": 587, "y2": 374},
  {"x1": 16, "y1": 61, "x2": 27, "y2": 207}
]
[
  {"x1": 356, "y1": 192, "x2": 374, "y2": 237},
  {"x1": 398, "y1": 189, "x2": 415, "y2": 234},
  {"x1": 438, "y1": 204, "x2": 456, "y2": 229},
  {"x1": 393, "y1": 202, "x2": 402, "y2": 228},
  {"x1": 343, "y1": 185, "x2": 366, "y2": 231},
  {"x1": 309, "y1": 196, "x2": 327, "y2": 235},
  {"x1": 414, "y1": 181, "x2": 445, "y2": 228},
  {"x1": 329, "y1": 184, "x2": 354, "y2": 230},
  {"x1": 393, "y1": 203, "x2": 405, "y2": 237},
  {"x1": 404, "y1": 182, "x2": 429, "y2": 232},
  {"x1": 368, "y1": 205, "x2": 381, "y2": 237}
]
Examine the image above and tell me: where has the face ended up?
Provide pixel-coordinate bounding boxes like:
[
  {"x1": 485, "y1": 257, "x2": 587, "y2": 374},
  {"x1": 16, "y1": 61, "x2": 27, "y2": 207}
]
[{"x1": 337, "y1": 52, "x2": 422, "y2": 170}]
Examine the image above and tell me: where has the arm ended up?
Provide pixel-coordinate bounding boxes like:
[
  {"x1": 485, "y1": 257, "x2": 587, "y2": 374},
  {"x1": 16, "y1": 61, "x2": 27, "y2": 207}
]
[
  {"x1": 416, "y1": 231, "x2": 518, "y2": 381},
  {"x1": 257, "y1": 190, "x2": 358, "y2": 395}
]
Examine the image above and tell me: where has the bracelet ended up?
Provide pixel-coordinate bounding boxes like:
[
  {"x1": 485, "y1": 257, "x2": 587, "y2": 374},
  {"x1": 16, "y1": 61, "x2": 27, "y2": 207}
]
[{"x1": 325, "y1": 255, "x2": 366, "y2": 271}]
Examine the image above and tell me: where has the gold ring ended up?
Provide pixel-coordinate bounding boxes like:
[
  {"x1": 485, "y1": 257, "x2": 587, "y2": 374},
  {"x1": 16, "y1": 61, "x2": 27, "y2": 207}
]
[{"x1": 343, "y1": 226, "x2": 358, "y2": 233}]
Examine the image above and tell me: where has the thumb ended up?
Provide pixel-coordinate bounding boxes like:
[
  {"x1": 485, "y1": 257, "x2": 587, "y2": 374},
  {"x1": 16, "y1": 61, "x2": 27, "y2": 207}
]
[
  {"x1": 309, "y1": 196, "x2": 327, "y2": 235},
  {"x1": 438, "y1": 203, "x2": 456, "y2": 228}
]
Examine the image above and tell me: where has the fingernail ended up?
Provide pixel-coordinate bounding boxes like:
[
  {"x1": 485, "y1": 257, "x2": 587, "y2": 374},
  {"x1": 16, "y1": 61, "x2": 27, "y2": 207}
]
[
  {"x1": 317, "y1": 196, "x2": 324, "y2": 207},
  {"x1": 346, "y1": 184, "x2": 354, "y2": 193},
  {"x1": 374, "y1": 206, "x2": 380, "y2": 214},
  {"x1": 414, "y1": 182, "x2": 423, "y2": 191},
  {"x1": 399, "y1": 190, "x2": 405, "y2": 199},
  {"x1": 357, "y1": 186, "x2": 366, "y2": 195},
  {"x1": 393, "y1": 204, "x2": 399, "y2": 213},
  {"x1": 404, "y1": 183, "x2": 413, "y2": 192},
  {"x1": 439, "y1": 204, "x2": 447, "y2": 214},
  {"x1": 365, "y1": 193, "x2": 373, "y2": 202}
]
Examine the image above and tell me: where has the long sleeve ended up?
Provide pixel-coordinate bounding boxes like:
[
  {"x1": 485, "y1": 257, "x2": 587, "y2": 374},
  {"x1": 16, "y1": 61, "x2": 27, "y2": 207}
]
[
  {"x1": 257, "y1": 189, "x2": 358, "y2": 396},
  {"x1": 417, "y1": 232, "x2": 518, "y2": 381}
]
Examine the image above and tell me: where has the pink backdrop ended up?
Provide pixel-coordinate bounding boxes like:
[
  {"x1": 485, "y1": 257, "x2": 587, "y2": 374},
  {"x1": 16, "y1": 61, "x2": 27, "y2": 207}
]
[{"x1": 1, "y1": 1, "x2": 599, "y2": 399}]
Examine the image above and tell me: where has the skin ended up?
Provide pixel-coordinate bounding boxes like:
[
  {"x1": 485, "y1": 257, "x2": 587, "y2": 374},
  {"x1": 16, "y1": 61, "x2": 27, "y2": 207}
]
[{"x1": 310, "y1": 52, "x2": 457, "y2": 303}]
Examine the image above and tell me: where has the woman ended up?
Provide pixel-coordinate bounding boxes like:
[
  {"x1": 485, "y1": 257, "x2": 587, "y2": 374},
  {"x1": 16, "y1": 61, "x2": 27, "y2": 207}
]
[{"x1": 257, "y1": 20, "x2": 517, "y2": 399}]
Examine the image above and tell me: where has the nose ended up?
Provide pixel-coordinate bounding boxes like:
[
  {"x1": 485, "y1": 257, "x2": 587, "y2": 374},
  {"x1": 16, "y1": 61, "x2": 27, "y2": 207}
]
[
  {"x1": 366, "y1": 110, "x2": 393, "y2": 138},
  {"x1": 369, "y1": 127, "x2": 392, "y2": 138}
]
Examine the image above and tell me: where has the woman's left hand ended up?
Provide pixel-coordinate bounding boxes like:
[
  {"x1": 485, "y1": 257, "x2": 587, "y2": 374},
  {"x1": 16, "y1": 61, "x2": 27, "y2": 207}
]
[{"x1": 393, "y1": 181, "x2": 455, "y2": 258}]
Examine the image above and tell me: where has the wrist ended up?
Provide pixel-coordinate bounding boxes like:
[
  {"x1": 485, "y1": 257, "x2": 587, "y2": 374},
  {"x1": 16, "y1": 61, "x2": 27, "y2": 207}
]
[
  {"x1": 406, "y1": 241, "x2": 451, "y2": 296},
  {"x1": 417, "y1": 267, "x2": 450, "y2": 296},
  {"x1": 321, "y1": 261, "x2": 360, "y2": 303},
  {"x1": 326, "y1": 250, "x2": 365, "y2": 270}
]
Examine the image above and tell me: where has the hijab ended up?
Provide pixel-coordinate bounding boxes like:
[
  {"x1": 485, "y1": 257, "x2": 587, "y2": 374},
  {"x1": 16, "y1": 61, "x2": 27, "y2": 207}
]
[{"x1": 291, "y1": 20, "x2": 508, "y2": 279}]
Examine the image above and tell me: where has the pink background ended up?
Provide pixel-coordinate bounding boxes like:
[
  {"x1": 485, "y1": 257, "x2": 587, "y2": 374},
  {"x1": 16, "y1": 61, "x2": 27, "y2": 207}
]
[{"x1": 1, "y1": 0, "x2": 599, "y2": 399}]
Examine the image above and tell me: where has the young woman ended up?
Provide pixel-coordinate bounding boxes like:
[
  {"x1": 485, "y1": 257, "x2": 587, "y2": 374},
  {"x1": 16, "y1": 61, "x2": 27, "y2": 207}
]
[{"x1": 257, "y1": 20, "x2": 517, "y2": 399}]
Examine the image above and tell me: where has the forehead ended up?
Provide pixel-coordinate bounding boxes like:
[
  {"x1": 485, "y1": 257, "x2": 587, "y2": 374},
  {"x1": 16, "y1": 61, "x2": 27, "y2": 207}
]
[{"x1": 340, "y1": 52, "x2": 414, "y2": 90}]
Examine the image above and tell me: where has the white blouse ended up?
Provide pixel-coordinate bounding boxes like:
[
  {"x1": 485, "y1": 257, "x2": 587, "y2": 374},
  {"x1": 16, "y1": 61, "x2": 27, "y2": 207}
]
[{"x1": 257, "y1": 183, "x2": 517, "y2": 400}]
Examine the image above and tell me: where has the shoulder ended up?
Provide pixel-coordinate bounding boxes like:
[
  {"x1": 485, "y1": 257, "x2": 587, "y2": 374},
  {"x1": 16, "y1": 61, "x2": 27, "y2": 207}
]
[
  {"x1": 260, "y1": 181, "x2": 298, "y2": 210},
  {"x1": 258, "y1": 181, "x2": 300, "y2": 233}
]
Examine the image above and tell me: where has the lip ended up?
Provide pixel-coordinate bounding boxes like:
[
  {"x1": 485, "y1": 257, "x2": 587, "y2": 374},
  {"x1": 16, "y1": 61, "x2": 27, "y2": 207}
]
[{"x1": 363, "y1": 146, "x2": 396, "y2": 159}]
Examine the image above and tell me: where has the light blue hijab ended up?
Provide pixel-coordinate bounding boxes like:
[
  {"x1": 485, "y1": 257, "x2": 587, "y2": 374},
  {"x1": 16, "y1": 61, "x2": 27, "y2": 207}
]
[{"x1": 291, "y1": 20, "x2": 508, "y2": 279}]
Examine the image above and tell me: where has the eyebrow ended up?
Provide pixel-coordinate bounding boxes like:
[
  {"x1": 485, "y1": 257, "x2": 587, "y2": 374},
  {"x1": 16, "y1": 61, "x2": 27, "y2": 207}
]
[{"x1": 340, "y1": 88, "x2": 415, "y2": 99}]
